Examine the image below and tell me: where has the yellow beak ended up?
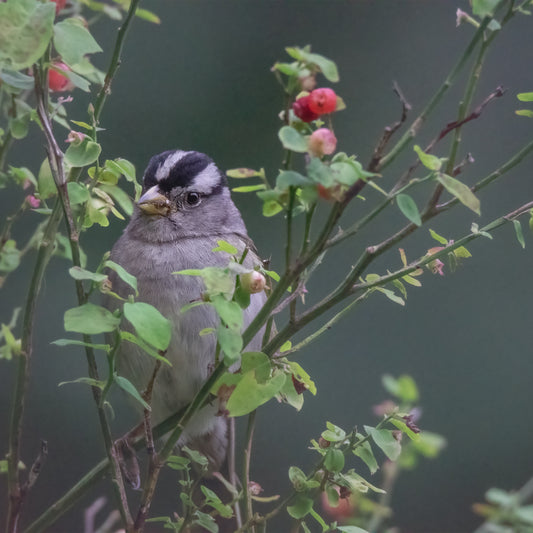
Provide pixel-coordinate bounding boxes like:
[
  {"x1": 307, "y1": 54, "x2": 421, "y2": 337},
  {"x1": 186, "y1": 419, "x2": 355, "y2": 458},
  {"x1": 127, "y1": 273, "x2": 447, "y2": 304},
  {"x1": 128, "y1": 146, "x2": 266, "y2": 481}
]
[{"x1": 137, "y1": 186, "x2": 171, "y2": 216}]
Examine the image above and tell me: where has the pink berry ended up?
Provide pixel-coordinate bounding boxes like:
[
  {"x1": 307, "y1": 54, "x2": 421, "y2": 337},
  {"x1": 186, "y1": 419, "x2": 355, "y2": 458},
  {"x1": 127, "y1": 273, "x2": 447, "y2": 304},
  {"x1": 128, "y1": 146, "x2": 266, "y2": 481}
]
[
  {"x1": 308, "y1": 128, "x2": 337, "y2": 157},
  {"x1": 49, "y1": 62, "x2": 74, "y2": 92},
  {"x1": 308, "y1": 88, "x2": 337, "y2": 115},
  {"x1": 239, "y1": 271, "x2": 267, "y2": 294},
  {"x1": 292, "y1": 95, "x2": 319, "y2": 123}
]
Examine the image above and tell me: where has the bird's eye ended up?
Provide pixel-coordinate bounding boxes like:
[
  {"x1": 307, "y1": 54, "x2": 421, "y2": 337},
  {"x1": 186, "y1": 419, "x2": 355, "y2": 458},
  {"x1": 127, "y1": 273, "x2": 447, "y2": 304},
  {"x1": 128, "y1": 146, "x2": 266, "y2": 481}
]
[{"x1": 185, "y1": 192, "x2": 201, "y2": 206}]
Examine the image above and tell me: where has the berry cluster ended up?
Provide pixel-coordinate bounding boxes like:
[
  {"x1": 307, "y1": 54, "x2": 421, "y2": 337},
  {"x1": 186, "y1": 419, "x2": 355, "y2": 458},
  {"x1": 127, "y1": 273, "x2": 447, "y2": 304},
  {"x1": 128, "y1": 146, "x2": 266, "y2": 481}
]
[{"x1": 292, "y1": 87, "x2": 338, "y2": 122}]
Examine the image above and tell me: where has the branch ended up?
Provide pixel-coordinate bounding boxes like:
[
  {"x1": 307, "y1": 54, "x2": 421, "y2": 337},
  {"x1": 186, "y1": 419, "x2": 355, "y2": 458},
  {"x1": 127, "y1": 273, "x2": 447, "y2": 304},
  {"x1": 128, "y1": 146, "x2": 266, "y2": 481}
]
[
  {"x1": 377, "y1": 16, "x2": 492, "y2": 171},
  {"x1": 263, "y1": 200, "x2": 533, "y2": 357},
  {"x1": 93, "y1": 0, "x2": 142, "y2": 127},
  {"x1": 367, "y1": 81, "x2": 411, "y2": 173},
  {"x1": 34, "y1": 63, "x2": 133, "y2": 529}
]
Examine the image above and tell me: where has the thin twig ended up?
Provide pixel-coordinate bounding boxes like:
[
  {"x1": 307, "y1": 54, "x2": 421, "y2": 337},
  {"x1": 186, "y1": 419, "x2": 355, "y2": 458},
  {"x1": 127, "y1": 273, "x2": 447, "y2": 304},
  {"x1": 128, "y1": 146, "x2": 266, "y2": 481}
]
[
  {"x1": 242, "y1": 411, "x2": 257, "y2": 533},
  {"x1": 378, "y1": 16, "x2": 492, "y2": 171},
  {"x1": 367, "y1": 81, "x2": 411, "y2": 172}
]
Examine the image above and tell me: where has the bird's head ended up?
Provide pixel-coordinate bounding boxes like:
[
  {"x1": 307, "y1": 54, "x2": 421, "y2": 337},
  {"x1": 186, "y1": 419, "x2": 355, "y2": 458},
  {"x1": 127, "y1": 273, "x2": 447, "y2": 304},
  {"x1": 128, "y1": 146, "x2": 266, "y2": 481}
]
[{"x1": 130, "y1": 150, "x2": 246, "y2": 242}]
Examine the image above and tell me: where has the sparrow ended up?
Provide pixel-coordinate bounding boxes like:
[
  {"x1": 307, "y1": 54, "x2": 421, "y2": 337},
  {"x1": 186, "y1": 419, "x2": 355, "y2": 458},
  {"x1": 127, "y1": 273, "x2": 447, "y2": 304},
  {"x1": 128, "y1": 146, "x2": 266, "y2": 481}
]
[{"x1": 107, "y1": 149, "x2": 265, "y2": 470}]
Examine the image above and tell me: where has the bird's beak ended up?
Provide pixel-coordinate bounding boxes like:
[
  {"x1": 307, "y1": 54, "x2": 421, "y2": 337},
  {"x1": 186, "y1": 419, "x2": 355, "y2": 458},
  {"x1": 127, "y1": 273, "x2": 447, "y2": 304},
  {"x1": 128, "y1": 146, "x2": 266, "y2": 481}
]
[{"x1": 137, "y1": 185, "x2": 171, "y2": 216}]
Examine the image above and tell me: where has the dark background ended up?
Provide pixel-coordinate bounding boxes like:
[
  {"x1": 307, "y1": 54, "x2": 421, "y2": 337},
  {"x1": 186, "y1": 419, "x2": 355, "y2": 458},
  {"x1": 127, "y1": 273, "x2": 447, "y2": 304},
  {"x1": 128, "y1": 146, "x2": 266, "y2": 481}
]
[{"x1": 1, "y1": 1, "x2": 533, "y2": 532}]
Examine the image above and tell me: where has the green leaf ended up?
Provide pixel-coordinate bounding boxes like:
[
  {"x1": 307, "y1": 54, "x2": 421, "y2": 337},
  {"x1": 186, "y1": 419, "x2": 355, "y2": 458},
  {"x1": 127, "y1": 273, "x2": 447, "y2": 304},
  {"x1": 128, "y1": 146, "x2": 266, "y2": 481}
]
[
  {"x1": 1, "y1": 323, "x2": 20, "y2": 358},
  {"x1": 402, "y1": 274, "x2": 421, "y2": 287},
  {"x1": 193, "y1": 511, "x2": 218, "y2": 533},
  {"x1": 64, "y1": 303, "x2": 120, "y2": 334},
  {"x1": 285, "y1": 47, "x2": 339, "y2": 82},
  {"x1": 352, "y1": 437, "x2": 378, "y2": 475},
  {"x1": 321, "y1": 421, "x2": 346, "y2": 443},
  {"x1": 437, "y1": 173, "x2": 480, "y2": 215},
  {"x1": 287, "y1": 494, "x2": 314, "y2": 519},
  {"x1": 262, "y1": 200, "x2": 283, "y2": 217},
  {"x1": 105, "y1": 260, "x2": 138, "y2": 296},
  {"x1": 64, "y1": 138, "x2": 102, "y2": 167},
  {"x1": 0, "y1": 240, "x2": 21, "y2": 273},
  {"x1": 99, "y1": 184, "x2": 134, "y2": 216},
  {"x1": 472, "y1": 0, "x2": 503, "y2": 17},
  {"x1": 364, "y1": 426, "x2": 401, "y2": 461},
  {"x1": 58, "y1": 377, "x2": 105, "y2": 389},
  {"x1": 232, "y1": 184, "x2": 266, "y2": 193},
  {"x1": 38, "y1": 158, "x2": 56, "y2": 200},
  {"x1": 513, "y1": 219, "x2": 526, "y2": 249},
  {"x1": 276, "y1": 170, "x2": 312, "y2": 190},
  {"x1": 135, "y1": 7, "x2": 161, "y2": 24},
  {"x1": 411, "y1": 431, "x2": 446, "y2": 458},
  {"x1": 375, "y1": 287, "x2": 405, "y2": 306},
  {"x1": 123, "y1": 302, "x2": 171, "y2": 351},
  {"x1": 201, "y1": 485, "x2": 233, "y2": 518},
  {"x1": 9, "y1": 113, "x2": 30, "y2": 139},
  {"x1": 175, "y1": 266, "x2": 234, "y2": 299},
  {"x1": 515, "y1": 109, "x2": 533, "y2": 118},
  {"x1": 454, "y1": 246, "x2": 472, "y2": 259},
  {"x1": 107, "y1": 158, "x2": 137, "y2": 183},
  {"x1": 289, "y1": 466, "x2": 311, "y2": 492},
  {"x1": 278, "y1": 126, "x2": 308, "y2": 153},
  {"x1": 429, "y1": 228, "x2": 448, "y2": 245},
  {"x1": 0, "y1": 69, "x2": 34, "y2": 90},
  {"x1": 0, "y1": 0, "x2": 55, "y2": 70},
  {"x1": 344, "y1": 471, "x2": 385, "y2": 494},
  {"x1": 53, "y1": 18, "x2": 102, "y2": 66},
  {"x1": 212, "y1": 240, "x2": 238, "y2": 255},
  {"x1": 397, "y1": 194, "x2": 422, "y2": 226},
  {"x1": 114, "y1": 374, "x2": 150, "y2": 410},
  {"x1": 517, "y1": 92, "x2": 533, "y2": 102},
  {"x1": 287, "y1": 361, "x2": 316, "y2": 395},
  {"x1": 241, "y1": 351, "x2": 272, "y2": 383},
  {"x1": 278, "y1": 374, "x2": 304, "y2": 411},
  {"x1": 324, "y1": 448, "x2": 345, "y2": 473},
  {"x1": 382, "y1": 374, "x2": 419, "y2": 403},
  {"x1": 66, "y1": 182, "x2": 90, "y2": 205},
  {"x1": 51, "y1": 338, "x2": 110, "y2": 351},
  {"x1": 226, "y1": 167, "x2": 264, "y2": 179},
  {"x1": 68, "y1": 266, "x2": 107, "y2": 283},
  {"x1": 217, "y1": 324, "x2": 242, "y2": 366},
  {"x1": 390, "y1": 418, "x2": 421, "y2": 441},
  {"x1": 212, "y1": 295, "x2": 243, "y2": 330},
  {"x1": 226, "y1": 370, "x2": 286, "y2": 416},
  {"x1": 413, "y1": 145, "x2": 442, "y2": 171},
  {"x1": 120, "y1": 331, "x2": 171, "y2": 365},
  {"x1": 61, "y1": 68, "x2": 90, "y2": 92}
]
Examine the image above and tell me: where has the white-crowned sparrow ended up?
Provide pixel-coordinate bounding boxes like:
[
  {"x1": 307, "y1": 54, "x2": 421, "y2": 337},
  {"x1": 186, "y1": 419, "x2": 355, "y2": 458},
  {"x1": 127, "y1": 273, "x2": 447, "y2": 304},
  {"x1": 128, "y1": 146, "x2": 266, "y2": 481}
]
[{"x1": 108, "y1": 149, "x2": 265, "y2": 470}]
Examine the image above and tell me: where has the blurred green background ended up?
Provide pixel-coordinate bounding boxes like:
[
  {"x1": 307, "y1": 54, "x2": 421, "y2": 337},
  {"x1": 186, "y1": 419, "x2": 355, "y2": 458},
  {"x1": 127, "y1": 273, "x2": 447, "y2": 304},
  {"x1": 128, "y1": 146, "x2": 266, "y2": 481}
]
[{"x1": 1, "y1": 1, "x2": 533, "y2": 531}]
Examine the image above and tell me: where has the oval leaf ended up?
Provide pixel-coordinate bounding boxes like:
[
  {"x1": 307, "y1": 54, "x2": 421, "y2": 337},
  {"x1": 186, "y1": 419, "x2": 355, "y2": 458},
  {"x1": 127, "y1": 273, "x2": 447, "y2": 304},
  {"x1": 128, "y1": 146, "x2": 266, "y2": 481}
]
[
  {"x1": 123, "y1": 302, "x2": 171, "y2": 351},
  {"x1": 413, "y1": 145, "x2": 442, "y2": 171},
  {"x1": 397, "y1": 193, "x2": 422, "y2": 226},
  {"x1": 437, "y1": 173, "x2": 480, "y2": 215},
  {"x1": 64, "y1": 303, "x2": 120, "y2": 334},
  {"x1": 65, "y1": 138, "x2": 102, "y2": 167},
  {"x1": 278, "y1": 126, "x2": 308, "y2": 153},
  {"x1": 53, "y1": 18, "x2": 102, "y2": 66}
]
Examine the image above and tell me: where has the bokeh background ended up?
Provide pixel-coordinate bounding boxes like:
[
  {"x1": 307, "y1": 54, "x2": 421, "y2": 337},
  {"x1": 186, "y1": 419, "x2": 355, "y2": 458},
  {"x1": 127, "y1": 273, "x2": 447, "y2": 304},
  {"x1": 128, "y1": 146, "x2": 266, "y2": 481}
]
[{"x1": 1, "y1": 1, "x2": 533, "y2": 531}]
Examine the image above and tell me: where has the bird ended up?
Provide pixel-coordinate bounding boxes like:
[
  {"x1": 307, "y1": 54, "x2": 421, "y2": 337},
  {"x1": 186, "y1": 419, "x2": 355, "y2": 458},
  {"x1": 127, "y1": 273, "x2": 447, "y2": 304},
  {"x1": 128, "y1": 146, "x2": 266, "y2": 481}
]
[{"x1": 107, "y1": 149, "x2": 266, "y2": 471}]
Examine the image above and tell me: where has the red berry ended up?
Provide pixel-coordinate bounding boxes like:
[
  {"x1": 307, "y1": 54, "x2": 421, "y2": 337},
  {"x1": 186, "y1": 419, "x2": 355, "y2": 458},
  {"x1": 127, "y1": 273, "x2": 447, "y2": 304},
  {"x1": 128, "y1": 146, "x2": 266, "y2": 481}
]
[
  {"x1": 292, "y1": 95, "x2": 319, "y2": 123},
  {"x1": 51, "y1": 0, "x2": 67, "y2": 14},
  {"x1": 308, "y1": 88, "x2": 337, "y2": 115},
  {"x1": 49, "y1": 62, "x2": 73, "y2": 92}
]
